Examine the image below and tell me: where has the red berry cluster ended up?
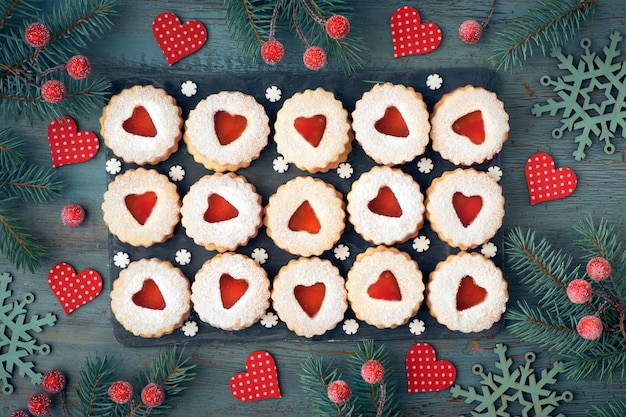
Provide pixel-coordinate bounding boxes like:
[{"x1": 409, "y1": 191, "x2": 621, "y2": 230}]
[
  {"x1": 260, "y1": 1, "x2": 350, "y2": 70},
  {"x1": 108, "y1": 380, "x2": 166, "y2": 417},
  {"x1": 326, "y1": 359, "x2": 387, "y2": 417},
  {"x1": 23, "y1": 22, "x2": 93, "y2": 103},
  {"x1": 9, "y1": 370, "x2": 67, "y2": 417}
]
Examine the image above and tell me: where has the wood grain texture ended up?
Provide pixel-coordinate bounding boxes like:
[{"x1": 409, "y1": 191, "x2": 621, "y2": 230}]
[{"x1": 2, "y1": 1, "x2": 626, "y2": 416}]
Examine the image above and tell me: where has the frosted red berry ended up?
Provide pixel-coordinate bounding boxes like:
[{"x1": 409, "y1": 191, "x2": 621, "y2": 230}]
[
  {"x1": 303, "y1": 46, "x2": 326, "y2": 70},
  {"x1": 141, "y1": 383, "x2": 165, "y2": 408},
  {"x1": 66, "y1": 55, "x2": 92, "y2": 80},
  {"x1": 42, "y1": 369, "x2": 66, "y2": 394},
  {"x1": 61, "y1": 203, "x2": 85, "y2": 227},
  {"x1": 108, "y1": 380, "x2": 134, "y2": 404},
  {"x1": 361, "y1": 359, "x2": 385, "y2": 384},
  {"x1": 261, "y1": 39, "x2": 285, "y2": 65},
  {"x1": 459, "y1": 20, "x2": 483, "y2": 44},
  {"x1": 586, "y1": 257, "x2": 611, "y2": 282},
  {"x1": 25, "y1": 22, "x2": 50, "y2": 48},
  {"x1": 566, "y1": 279, "x2": 592, "y2": 304},
  {"x1": 27, "y1": 392, "x2": 52, "y2": 416},
  {"x1": 327, "y1": 380, "x2": 352, "y2": 405},
  {"x1": 9, "y1": 411, "x2": 30, "y2": 417},
  {"x1": 577, "y1": 315, "x2": 603, "y2": 340},
  {"x1": 325, "y1": 15, "x2": 350, "y2": 40},
  {"x1": 41, "y1": 80, "x2": 66, "y2": 104}
]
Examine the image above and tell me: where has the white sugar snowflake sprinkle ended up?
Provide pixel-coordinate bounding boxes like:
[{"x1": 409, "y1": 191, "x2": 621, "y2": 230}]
[
  {"x1": 251, "y1": 247, "x2": 269, "y2": 265},
  {"x1": 417, "y1": 157, "x2": 434, "y2": 174},
  {"x1": 181, "y1": 80, "x2": 197, "y2": 97},
  {"x1": 113, "y1": 251, "x2": 130, "y2": 269},
  {"x1": 334, "y1": 244, "x2": 350, "y2": 261},
  {"x1": 265, "y1": 85, "x2": 282, "y2": 102},
  {"x1": 409, "y1": 318, "x2": 426, "y2": 335},
  {"x1": 181, "y1": 320, "x2": 199, "y2": 337},
  {"x1": 481, "y1": 242, "x2": 498, "y2": 258},
  {"x1": 169, "y1": 165, "x2": 185, "y2": 182},
  {"x1": 426, "y1": 73, "x2": 443, "y2": 90},
  {"x1": 343, "y1": 319, "x2": 359, "y2": 335},
  {"x1": 175, "y1": 249, "x2": 192, "y2": 265},
  {"x1": 260, "y1": 312, "x2": 279, "y2": 328},
  {"x1": 336, "y1": 162, "x2": 353, "y2": 179},
  {"x1": 487, "y1": 165, "x2": 503, "y2": 182},
  {"x1": 106, "y1": 158, "x2": 122, "y2": 175},
  {"x1": 412, "y1": 236, "x2": 430, "y2": 252},
  {"x1": 273, "y1": 155, "x2": 289, "y2": 173}
]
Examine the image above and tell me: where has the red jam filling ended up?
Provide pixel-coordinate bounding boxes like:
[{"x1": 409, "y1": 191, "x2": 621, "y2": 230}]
[
  {"x1": 122, "y1": 106, "x2": 157, "y2": 137},
  {"x1": 214, "y1": 110, "x2": 247, "y2": 146},
  {"x1": 452, "y1": 110, "x2": 485, "y2": 145},
  {"x1": 125, "y1": 191, "x2": 157, "y2": 225},
  {"x1": 452, "y1": 192, "x2": 483, "y2": 227},
  {"x1": 367, "y1": 270, "x2": 402, "y2": 301},
  {"x1": 288, "y1": 201, "x2": 321, "y2": 234},
  {"x1": 456, "y1": 275, "x2": 487, "y2": 311},
  {"x1": 204, "y1": 193, "x2": 239, "y2": 223},
  {"x1": 368, "y1": 186, "x2": 403, "y2": 218},
  {"x1": 219, "y1": 273, "x2": 249, "y2": 309},
  {"x1": 294, "y1": 114, "x2": 326, "y2": 147},
  {"x1": 374, "y1": 106, "x2": 409, "y2": 137},
  {"x1": 132, "y1": 279, "x2": 166, "y2": 310},
  {"x1": 294, "y1": 282, "x2": 326, "y2": 318}
]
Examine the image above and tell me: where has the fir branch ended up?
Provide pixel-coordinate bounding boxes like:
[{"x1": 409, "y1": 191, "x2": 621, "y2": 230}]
[
  {"x1": 300, "y1": 356, "x2": 354, "y2": 417},
  {"x1": 69, "y1": 354, "x2": 117, "y2": 417},
  {"x1": 0, "y1": 128, "x2": 27, "y2": 167},
  {"x1": 589, "y1": 400, "x2": 626, "y2": 417},
  {"x1": 0, "y1": 161, "x2": 64, "y2": 203},
  {"x1": 0, "y1": 0, "x2": 41, "y2": 32},
  {"x1": 488, "y1": 0, "x2": 597, "y2": 71}
]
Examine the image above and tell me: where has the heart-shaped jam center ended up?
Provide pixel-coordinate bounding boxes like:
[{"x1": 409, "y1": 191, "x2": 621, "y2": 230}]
[
  {"x1": 452, "y1": 192, "x2": 483, "y2": 227},
  {"x1": 368, "y1": 270, "x2": 402, "y2": 301},
  {"x1": 204, "y1": 193, "x2": 239, "y2": 223},
  {"x1": 452, "y1": 110, "x2": 485, "y2": 145},
  {"x1": 368, "y1": 186, "x2": 403, "y2": 218},
  {"x1": 294, "y1": 282, "x2": 326, "y2": 318},
  {"x1": 122, "y1": 106, "x2": 157, "y2": 137},
  {"x1": 214, "y1": 110, "x2": 247, "y2": 146},
  {"x1": 132, "y1": 278, "x2": 166, "y2": 310},
  {"x1": 125, "y1": 191, "x2": 157, "y2": 225},
  {"x1": 288, "y1": 201, "x2": 321, "y2": 234},
  {"x1": 456, "y1": 275, "x2": 487, "y2": 311},
  {"x1": 219, "y1": 273, "x2": 249, "y2": 309},
  {"x1": 374, "y1": 106, "x2": 409, "y2": 137},
  {"x1": 294, "y1": 115, "x2": 326, "y2": 147}
]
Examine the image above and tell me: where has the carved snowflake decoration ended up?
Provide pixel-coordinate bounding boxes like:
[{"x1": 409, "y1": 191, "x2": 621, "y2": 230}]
[
  {"x1": 113, "y1": 251, "x2": 130, "y2": 269},
  {"x1": 417, "y1": 157, "x2": 434, "y2": 174},
  {"x1": 409, "y1": 318, "x2": 425, "y2": 335},
  {"x1": 0, "y1": 272, "x2": 57, "y2": 395},
  {"x1": 481, "y1": 241, "x2": 498, "y2": 258},
  {"x1": 265, "y1": 85, "x2": 282, "y2": 102},
  {"x1": 531, "y1": 31, "x2": 626, "y2": 160},
  {"x1": 260, "y1": 312, "x2": 279, "y2": 328},
  {"x1": 412, "y1": 235, "x2": 430, "y2": 252},
  {"x1": 343, "y1": 318, "x2": 359, "y2": 335},
  {"x1": 251, "y1": 247, "x2": 268, "y2": 265},
  {"x1": 451, "y1": 344, "x2": 573, "y2": 417},
  {"x1": 487, "y1": 165, "x2": 503, "y2": 182},
  {"x1": 273, "y1": 155, "x2": 289, "y2": 173},
  {"x1": 334, "y1": 244, "x2": 350, "y2": 261},
  {"x1": 426, "y1": 73, "x2": 443, "y2": 90},
  {"x1": 336, "y1": 162, "x2": 353, "y2": 179},
  {"x1": 181, "y1": 320, "x2": 199, "y2": 337},
  {"x1": 105, "y1": 158, "x2": 121, "y2": 175},
  {"x1": 168, "y1": 165, "x2": 185, "y2": 182},
  {"x1": 181, "y1": 80, "x2": 198, "y2": 97},
  {"x1": 175, "y1": 249, "x2": 192, "y2": 266}
]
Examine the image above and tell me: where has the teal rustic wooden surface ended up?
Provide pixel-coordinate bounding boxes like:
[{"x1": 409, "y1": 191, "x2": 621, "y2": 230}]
[{"x1": 2, "y1": 1, "x2": 626, "y2": 416}]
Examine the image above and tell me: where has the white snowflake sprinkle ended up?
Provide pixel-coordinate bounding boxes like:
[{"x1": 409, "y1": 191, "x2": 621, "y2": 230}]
[
  {"x1": 481, "y1": 242, "x2": 498, "y2": 258},
  {"x1": 487, "y1": 166, "x2": 503, "y2": 182},
  {"x1": 169, "y1": 165, "x2": 185, "y2": 182},
  {"x1": 106, "y1": 158, "x2": 122, "y2": 175},
  {"x1": 260, "y1": 312, "x2": 279, "y2": 328},
  {"x1": 334, "y1": 244, "x2": 350, "y2": 261},
  {"x1": 265, "y1": 85, "x2": 282, "y2": 102},
  {"x1": 113, "y1": 251, "x2": 130, "y2": 268},
  {"x1": 412, "y1": 236, "x2": 430, "y2": 252},
  {"x1": 181, "y1": 320, "x2": 199, "y2": 337},
  {"x1": 251, "y1": 247, "x2": 269, "y2": 265},
  {"x1": 175, "y1": 249, "x2": 192, "y2": 265},
  {"x1": 336, "y1": 162, "x2": 353, "y2": 179},
  {"x1": 181, "y1": 80, "x2": 197, "y2": 97},
  {"x1": 417, "y1": 157, "x2": 434, "y2": 174},
  {"x1": 273, "y1": 155, "x2": 289, "y2": 173},
  {"x1": 409, "y1": 318, "x2": 426, "y2": 335},
  {"x1": 426, "y1": 73, "x2": 443, "y2": 90},
  {"x1": 343, "y1": 319, "x2": 359, "y2": 335}
]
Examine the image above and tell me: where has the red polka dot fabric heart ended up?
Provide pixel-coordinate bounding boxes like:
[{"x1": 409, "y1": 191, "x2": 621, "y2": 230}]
[
  {"x1": 525, "y1": 152, "x2": 577, "y2": 205},
  {"x1": 152, "y1": 11, "x2": 207, "y2": 65},
  {"x1": 406, "y1": 342, "x2": 456, "y2": 393},
  {"x1": 230, "y1": 351, "x2": 281, "y2": 402},
  {"x1": 48, "y1": 116, "x2": 99, "y2": 168},
  {"x1": 48, "y1": 262, "x2": 103, "y2": 315},
  {"x1": 391, "y1": 6, "x2": 442, "y2": 58}
]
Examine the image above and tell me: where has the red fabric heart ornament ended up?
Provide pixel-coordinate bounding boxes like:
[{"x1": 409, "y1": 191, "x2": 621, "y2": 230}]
[
  {"x1": 48, "y1": 262, "x2": 103, "y2": 315},
  {"x1": 391, "y1": 6, "x2": 442, "y2": 58},
  {"x1": 406, "y1": 342, "x2": 456, "y2": 393},
  {"x1": 230, "y1": 350, "x2": 281, "y2": 401},
  {"x1": 48, "y1": 116, "x2": 99, "y2": 168},
  {"x1": 525, "y1": 152, "x2": 577, "y2": 205},
  {"x1": 152, "y1": 12, "x2": 207, "y2": 65}
]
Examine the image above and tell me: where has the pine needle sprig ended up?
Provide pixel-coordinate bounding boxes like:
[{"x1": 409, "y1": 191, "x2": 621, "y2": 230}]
[
  {"x1": 589, "y1": 400, "x2": 626, "y2": 417},
  {"x1": 0, "y1": 162, "x2": 64, "y2": 203},
  {"x1": 0, "y1": 128, "x2": 27, "y2": 167},
  {"x1": 223, "y1": 0, "x2": 275, "y2": 64},
  {"x1": 69, "y1": 354, "x2": 117, "y2": 417},
  {"x1": 0, "y1": 0, "x2": 41, "y2": 31},
  {"x1": 300, "y1": 356, "x2": 355, "y2": 417},
  {"x1": 488, "y1": 0, "x2": 597, "y2": 72}
]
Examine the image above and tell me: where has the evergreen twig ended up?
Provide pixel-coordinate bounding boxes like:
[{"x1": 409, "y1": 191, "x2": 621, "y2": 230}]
[{"x1": 589, "y1": 400, "x2": 626, "y2": 417}]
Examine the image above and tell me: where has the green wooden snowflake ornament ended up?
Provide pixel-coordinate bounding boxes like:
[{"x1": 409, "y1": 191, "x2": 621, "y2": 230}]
[
  {"x1": 450, "y1": 344, "x2": 573, "y2": 417},
  {"x1": 531, "y1": 31, "x2": 626, "y2": 161}
]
